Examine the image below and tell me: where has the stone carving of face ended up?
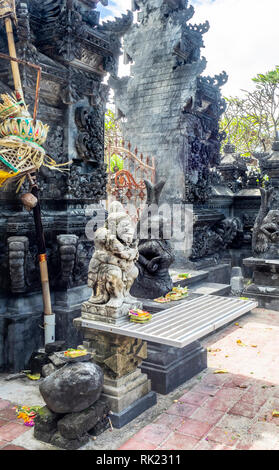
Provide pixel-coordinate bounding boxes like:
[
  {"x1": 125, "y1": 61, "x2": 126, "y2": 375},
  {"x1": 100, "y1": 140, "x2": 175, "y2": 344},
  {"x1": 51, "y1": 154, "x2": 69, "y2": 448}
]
[{"x1": 117, "y1": 219, "x2": 135, "y2": 245}]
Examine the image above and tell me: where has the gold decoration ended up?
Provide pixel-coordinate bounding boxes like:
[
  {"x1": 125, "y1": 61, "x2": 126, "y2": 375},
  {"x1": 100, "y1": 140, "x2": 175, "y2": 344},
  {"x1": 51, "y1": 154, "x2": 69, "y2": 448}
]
[
  {"x1": 0, "y1": 93, "x2": 29, "y2": 121},
  {"x1": 0, "y1": 94, "x2": 70, "y2": 189},
  {"x1": 0, "y1": 0, "x2": 16, "y2": 21},
  {"x1": 0, "y1": 116, "x2": 49, "y2": 145}
]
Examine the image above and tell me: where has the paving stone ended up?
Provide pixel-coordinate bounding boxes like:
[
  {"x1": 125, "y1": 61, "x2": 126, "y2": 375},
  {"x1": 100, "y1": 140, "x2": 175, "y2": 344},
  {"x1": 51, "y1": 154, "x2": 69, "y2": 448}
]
[
  {"x1": 218, "y1": 413, "x2": 253, "y2": 433},
  {"x1": 153, "y1": 413, "x2": 185, "y2": 431},
  {"x1": 0, "y1": 400, "x2": 11, "y2": 410},
  {"x1": 195, "y1": 439, "x2": 234, "y2": 450},
  {"x1": 0, "y1": 406, "x2": 18, "y2": 422},
  {"x1": 130, "y1": 423, "x2": 171, "y2": 447},
  {"x1": 176, "y1": 418, "x2": 213, "y2": 439},
  {"x1": 158, "y1": 432, "x2": 199, "y2": 450},
  {"x1": 178, "y1": 391, "x2": 209, "y2": 407},
  {"x1": 229, "y1": 399, "x2": 264, "y2": 419},
  {"x1": 190, "y1": 383, "x2": 220, "y2": 396},
  {"x1": 0, "y1": 422, "x2": 29, "y2": 441},
  {"x1": 117, "y1": 308, "x2": 279, "y2": 451},
  {"x1": 1, "y1": 444, "x2": 26, "y2": 450},
  {"x1": 118, "y1": 439, "x2": 157, "y2": 450},
  {"x1": 201, "y1": 395, "x2": 236, "y2": 413},
  {"x1": 166, "y1": 402, "x2": 198, "y2": 418},
  {"x1": 206, "y1": 427, "x2": 240, "y2": 447},
  {"x1": 191, "y1": 407, "x2": 224, "y2": 426}
]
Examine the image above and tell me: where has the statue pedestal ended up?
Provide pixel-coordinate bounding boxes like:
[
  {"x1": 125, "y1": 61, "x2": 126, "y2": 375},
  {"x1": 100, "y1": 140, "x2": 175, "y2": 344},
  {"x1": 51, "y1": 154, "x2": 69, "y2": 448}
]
[
  {"x1": 75, "y1": 325, "x2": 157, "y2": 428},
  {"x1": 138, "y1": 296, "x2": 207, "y2": 394},
  {"x1": 103, "y1": 370, "x2": 156, "y2": 428},
  {"x1": 81, "y1": 298, "x2": 142, "y2": 324},
  {"x1": 141, "y1": 341, "x2": 207, "y2": 395},
  {"x1": 243, "y1": 257, "x2": 279, "y2": 311}
]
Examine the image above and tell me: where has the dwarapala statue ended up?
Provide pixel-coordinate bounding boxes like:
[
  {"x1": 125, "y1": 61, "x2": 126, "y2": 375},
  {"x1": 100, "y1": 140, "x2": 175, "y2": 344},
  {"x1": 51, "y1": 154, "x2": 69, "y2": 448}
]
[
  {"x1": 131, "y1": 180, "x2": 175, "y2": 299},
  {"x1": 252, "y1": 187, "x2": 279, "y2": 259},
  {"x1": 87, "y1": 201, "x2": 139, "y2": 309}
]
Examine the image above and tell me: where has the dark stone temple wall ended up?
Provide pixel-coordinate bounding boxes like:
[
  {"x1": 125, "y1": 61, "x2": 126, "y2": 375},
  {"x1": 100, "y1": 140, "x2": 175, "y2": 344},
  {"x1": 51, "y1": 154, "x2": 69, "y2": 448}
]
[
  {"x1": 0, "y1": 0, "x2": 263, "y2": 371},
  {"x1": 0, "y1": 0, "x2": 132, "y2": 371},
  {"x1": 111, "y1": 0, "x2": 235, "y2": 268},
  {"x1": 112, "y1": 0, "x2": 260, "y2": 270},
  {"x1": 112, "y1": 0, "x2": 226, "y2": 206}
]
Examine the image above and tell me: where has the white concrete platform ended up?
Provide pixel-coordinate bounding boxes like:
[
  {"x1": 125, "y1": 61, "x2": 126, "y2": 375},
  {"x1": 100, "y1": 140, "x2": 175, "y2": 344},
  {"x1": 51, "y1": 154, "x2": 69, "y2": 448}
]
[{"x1": 76, "y1": 295, "x2": 258, "y2": 349}]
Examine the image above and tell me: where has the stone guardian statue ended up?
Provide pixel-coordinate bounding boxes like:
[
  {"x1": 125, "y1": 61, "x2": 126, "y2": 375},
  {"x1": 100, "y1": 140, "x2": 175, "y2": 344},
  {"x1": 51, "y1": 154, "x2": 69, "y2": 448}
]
[{"x1": 82, "y1": 201, "x2": 142, "y2": 323}]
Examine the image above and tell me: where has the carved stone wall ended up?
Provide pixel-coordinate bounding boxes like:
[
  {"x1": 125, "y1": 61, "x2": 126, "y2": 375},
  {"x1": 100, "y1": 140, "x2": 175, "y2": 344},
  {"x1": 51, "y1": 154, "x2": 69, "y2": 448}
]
[
  {"x1": 0, "y1": 0, "x2": 130, "y2": 371},
  {"x1": 112, "y1": 0, "x2": 227, "y2": 206}
]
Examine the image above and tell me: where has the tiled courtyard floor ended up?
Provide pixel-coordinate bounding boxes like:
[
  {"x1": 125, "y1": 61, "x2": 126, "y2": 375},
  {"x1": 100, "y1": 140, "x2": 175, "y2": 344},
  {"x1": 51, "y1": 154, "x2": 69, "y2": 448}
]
[
  {"x1": 119, "y1": 307, "x2": 279, "y2": 451},
  {"x1": 0, "y1": 307, "x2": 279, "y2": 450}
]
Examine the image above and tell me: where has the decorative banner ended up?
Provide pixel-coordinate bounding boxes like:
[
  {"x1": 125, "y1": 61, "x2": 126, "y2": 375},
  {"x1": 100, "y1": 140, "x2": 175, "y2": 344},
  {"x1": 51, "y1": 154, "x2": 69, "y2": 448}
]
[{"x1": 0, "y1": 0, "x2": 16, "y2": 20}]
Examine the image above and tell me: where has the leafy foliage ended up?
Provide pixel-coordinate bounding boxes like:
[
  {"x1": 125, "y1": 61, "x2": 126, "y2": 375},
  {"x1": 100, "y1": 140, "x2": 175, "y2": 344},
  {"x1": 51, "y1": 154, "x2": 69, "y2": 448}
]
[
  {"x1": 220, "y1": 66, "x2": 279, "y2": 158},
  {"x1": 105, "y1": 109, "x2": 124, "y2": 172}
]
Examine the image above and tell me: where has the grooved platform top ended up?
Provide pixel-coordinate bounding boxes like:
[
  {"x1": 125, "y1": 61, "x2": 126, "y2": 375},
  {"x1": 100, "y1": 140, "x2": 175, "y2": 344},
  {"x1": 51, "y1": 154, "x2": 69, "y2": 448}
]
[{"x1": 77, "y1": 295, "x2": 258, "y2": 349}]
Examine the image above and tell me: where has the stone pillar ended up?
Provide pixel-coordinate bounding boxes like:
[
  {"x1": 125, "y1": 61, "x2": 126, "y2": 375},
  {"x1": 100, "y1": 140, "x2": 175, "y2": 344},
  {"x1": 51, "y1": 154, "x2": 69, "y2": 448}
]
[
  {"x1": 243, "y1": 171, "x2": 279, "y2": 310},
  {"x1": 243, "y1": 257, "x2": 279, "y2": 311},
  {"x1": 76, "y1": 326, "x2": 157, "y2": 428}
]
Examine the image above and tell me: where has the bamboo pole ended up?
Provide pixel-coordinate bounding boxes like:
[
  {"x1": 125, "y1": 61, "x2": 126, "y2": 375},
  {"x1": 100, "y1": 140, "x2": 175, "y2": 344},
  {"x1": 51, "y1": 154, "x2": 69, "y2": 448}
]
[
  {"x1": 4, "y1": 16, "x2": 23, "y2": 100},
  {"x1": 0, "y1": 4, "x2": 55, "y2": 343}
]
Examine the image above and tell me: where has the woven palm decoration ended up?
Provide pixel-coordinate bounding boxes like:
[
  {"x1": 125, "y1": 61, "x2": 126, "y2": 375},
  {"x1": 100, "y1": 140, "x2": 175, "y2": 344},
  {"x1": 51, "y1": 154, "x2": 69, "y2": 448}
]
[
  {"x1": 0, "y1": 0, "x2": 16, "y2": 20},
  {"x1": 0, "y1": 93, "x2": 68, "y2": 189}
]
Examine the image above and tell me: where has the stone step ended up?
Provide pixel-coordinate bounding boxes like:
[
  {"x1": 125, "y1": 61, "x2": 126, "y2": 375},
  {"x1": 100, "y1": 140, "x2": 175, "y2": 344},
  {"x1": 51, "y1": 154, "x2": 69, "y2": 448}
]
[
  {"x1": 189, "y1": 282, "x2": 231, "y2": 297},
  {"x1": 170, "y1": 269, "x2": 209, "y2": 287}
]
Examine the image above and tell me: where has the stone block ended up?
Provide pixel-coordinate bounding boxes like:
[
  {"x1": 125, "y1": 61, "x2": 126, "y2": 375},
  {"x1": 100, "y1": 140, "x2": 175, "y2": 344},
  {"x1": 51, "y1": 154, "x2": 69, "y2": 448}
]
[
  {"x1": 34, "y1": 406, "x2": 60, "y2": 432},
  {"x1": 29, "y1": 352, "x2": 50, "y2": 375},
  {"x1": 50, "y1": 431, "x2": 90, "y2": 450},
  {"x1": 45, "y1": 340, "x2": 67, "y2": 354},
  {"x1": 39, "y1": 362, "x2": 104, "y2": 414},
  {"x1": 42, "y1": 363, "x2": 57, "y2": 378},
  {"x1": 110, "y1": 391, "x2": 157, "y2": 429},
  {"x1": 57, "y1": 401, "x2": 110, "y2": 439},
  {"x1": 141, "y1": 341, "x2": 207, "y2": 395},
  {"x1": 102, "y1": 370, "x2": 151, "y2": 414},
  {"x1": 34, "y1": 426, "x2": 56, "y2": 445}
]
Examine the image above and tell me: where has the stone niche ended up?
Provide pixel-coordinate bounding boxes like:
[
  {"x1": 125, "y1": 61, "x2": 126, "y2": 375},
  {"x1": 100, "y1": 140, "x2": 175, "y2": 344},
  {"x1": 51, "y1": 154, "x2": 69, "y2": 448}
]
[
  {"x1": 243, "y1": 182, "x2": 279, "y2": 310},
  {"x1": 0, "y1": 0, "x2": 132, "y2": 371}
]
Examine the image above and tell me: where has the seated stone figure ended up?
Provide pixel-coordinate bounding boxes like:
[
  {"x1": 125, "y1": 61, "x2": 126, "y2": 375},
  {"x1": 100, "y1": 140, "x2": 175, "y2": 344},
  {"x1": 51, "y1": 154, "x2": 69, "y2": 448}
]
[
  {"x1": 253, "y1": 187, "x2": 279, "y2": 259},
  {"x1": 131, "y1": 180, "x2": 175, "y2": 299},
  {"x1": 87, "y1": 201, "x2": 139, "y2": 309}
]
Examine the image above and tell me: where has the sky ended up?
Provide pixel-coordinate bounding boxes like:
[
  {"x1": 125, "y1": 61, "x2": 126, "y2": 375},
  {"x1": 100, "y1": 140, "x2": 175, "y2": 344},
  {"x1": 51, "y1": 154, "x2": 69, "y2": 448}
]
[{"x1": 97, "y1": 0, "x2": 279, "y2": 98}]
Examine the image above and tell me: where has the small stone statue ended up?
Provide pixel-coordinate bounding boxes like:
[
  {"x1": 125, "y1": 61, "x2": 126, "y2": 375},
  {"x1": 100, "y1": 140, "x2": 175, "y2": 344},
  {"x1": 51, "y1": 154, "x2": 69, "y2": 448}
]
[
  {"x1": 82, "y1": 201, "x2": 141, "y2": 323},
  {"x1": 253, "y1": 187, "x2": 279, "y2": 258},
  {"x1": 131, "y1": 180, "x2": 175, "y2": 299},
  {"x1": 88, "y1": 201, "x2": 139, "y2": 308}
]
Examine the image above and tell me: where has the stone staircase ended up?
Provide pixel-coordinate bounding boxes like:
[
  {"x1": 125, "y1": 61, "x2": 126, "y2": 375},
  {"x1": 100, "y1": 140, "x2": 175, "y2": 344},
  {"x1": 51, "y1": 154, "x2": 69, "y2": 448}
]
[{"x1": 170, "y1": 265, "x2": 231, "y2": 297}]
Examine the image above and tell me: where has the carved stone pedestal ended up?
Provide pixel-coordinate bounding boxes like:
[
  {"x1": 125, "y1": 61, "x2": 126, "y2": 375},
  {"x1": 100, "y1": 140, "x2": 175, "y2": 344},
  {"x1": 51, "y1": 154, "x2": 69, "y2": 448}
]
[
  {"x1": 141, "y1": 341, "x2": 207, "y2": 395},
  {"x1": 81, "y1": 298, "x2": 142, "y2": 325},
  {"x1": 76, "y1": 326, "x2": 157, "y2": 428},
  {"x1": 243, "y1": 258, "x2": 279, "y2": 311}
]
